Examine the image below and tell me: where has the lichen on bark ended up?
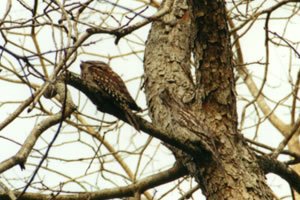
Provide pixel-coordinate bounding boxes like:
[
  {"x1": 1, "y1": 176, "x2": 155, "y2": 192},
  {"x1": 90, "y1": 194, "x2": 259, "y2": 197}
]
[{"x1": 144, "y1": 0, "x2": 275, "y2": 199}]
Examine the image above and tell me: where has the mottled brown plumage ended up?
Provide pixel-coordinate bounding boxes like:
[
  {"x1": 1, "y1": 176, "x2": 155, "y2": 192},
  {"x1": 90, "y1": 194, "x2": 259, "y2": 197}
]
[{"x1": 80, "y1": 61, "x2": 141, "y2": 130}]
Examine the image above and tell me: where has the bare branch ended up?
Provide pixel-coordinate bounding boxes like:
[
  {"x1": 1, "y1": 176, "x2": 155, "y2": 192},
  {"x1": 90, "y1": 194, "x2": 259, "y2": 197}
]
[
  {"x1": 0, "y1": 163, "x2": 187, "y2": 200},
  {"x1": 258, "y1": 156, "x2": 300, "y2": 193},
  {"x1": 0, "y1": 81, "x2": 76, "y2": 173},
  {"x1": 87, "y1": 0, "x2": 173, "y2": 44}
]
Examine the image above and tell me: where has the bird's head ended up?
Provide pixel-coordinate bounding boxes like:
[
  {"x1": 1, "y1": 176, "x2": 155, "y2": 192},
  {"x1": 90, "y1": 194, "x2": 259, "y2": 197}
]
[{"x1": 80, "y1": 61, "x2": 109, "y2": 71}]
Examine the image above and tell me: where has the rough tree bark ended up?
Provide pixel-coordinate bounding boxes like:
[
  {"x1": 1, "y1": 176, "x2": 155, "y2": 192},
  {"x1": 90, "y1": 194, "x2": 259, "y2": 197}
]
[{"x1": 144, "y1": 0, "x2": 274, "y2": 199}]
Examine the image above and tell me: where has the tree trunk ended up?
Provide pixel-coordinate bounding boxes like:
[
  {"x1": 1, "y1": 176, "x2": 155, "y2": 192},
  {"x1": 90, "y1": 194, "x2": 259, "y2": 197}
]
[{"x1": 144, "y1": 0, "x2": 274, "y2": 199}]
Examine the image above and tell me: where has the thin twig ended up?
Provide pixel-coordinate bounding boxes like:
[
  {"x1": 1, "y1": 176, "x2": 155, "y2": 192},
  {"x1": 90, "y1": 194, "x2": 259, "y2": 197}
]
[{"x1": 271, "y1": 116, "x2": 300, "y2": 159}]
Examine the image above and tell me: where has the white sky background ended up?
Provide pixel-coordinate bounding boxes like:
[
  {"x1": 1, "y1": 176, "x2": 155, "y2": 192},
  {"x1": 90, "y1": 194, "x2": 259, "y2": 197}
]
[{"x1": 0, "y1": 0, "x2": 299, "y2": 199}]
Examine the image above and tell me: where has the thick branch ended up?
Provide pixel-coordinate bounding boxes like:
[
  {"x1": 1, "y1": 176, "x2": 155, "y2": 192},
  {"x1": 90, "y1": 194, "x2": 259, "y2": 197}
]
[
  {"x1": 0, "y1": 163, "x2": 187, "y2": 200},
  {"x1": 63, "y1": 71, "x2": 213, "y2": 159},
  {"x1": 258, "y1": 156, "x2": 300, "y2": 193}
]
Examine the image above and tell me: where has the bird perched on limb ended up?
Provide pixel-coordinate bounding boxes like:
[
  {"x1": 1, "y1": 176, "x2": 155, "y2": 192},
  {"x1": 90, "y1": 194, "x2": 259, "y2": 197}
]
[{"x1": 80, "y1": 60, "x2": 141, "y2": 131}]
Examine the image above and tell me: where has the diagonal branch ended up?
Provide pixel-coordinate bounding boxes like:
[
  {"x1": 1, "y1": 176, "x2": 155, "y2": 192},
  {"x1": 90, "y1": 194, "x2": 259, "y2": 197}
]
[
  {"x1": 86, "y1": 0, "x2": 172, "y2": 44},
  {"x1": 258, "y1": 155, "x2": 300, "y2": 193},
  {"x1": 63, "y1": 71, "x2": 213, "y2": 159},
  {"x1": 0, "y1": 163, "x2": 187, "y2": 200},
  {"x1": 271, "y1": 116, "x2": 300, "y2": 159},
  {"x1": 228, "y1": 18, "x2": 290, "y2": 135},
  {"x1": 0, "y1": 81, "x2": 76, "y2": 173}
]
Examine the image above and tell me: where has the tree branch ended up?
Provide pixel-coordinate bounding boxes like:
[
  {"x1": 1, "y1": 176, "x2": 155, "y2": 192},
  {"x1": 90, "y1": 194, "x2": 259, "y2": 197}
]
[
  {"x1": 63, "y1": 71, "x2": 214, "y2": 160},
  {"x1": 0, "y1": 163, "x2": 187, "y2": 200},
  {"x1": 258, "y1": 155, "x2": 300, "y2": 193},
  {"x1": 86, "y1": 0, "x2": 172, "y2": 44},
  {"x1": 0, "y1": 81, "x2": 76, "y2": 173}
]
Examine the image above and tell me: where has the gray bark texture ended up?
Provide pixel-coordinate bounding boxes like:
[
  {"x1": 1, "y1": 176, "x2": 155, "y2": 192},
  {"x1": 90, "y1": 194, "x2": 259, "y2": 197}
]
[{"x1": 144, "y1": 0, "x2": 274, "y2": 199}]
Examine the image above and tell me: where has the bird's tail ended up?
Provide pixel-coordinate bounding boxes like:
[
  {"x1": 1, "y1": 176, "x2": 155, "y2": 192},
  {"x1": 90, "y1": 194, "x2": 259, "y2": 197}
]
[{"x1": 124, "y1": 108, "x2": 140, "y2": 132}]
